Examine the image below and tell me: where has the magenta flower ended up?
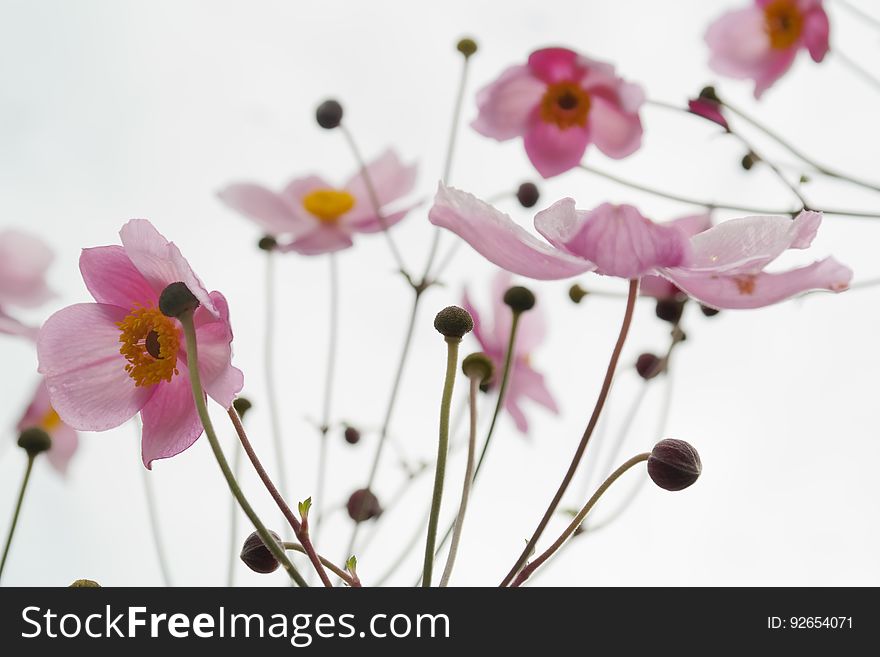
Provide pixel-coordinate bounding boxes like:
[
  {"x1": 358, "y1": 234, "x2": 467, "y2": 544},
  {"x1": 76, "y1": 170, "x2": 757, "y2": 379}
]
[
  {"x1": 472, "y1": 47, "x2": 644, "y2": 178},
  {"x1": 17, "y1": 380, "x2": 79, "y2": 475},
  {"x1": 36, "y1": 220, "x2": 244, "y2": 469},
  {"x1": 706, "y1": 0, "x2": 830, "y2": 98},
  {"x1": 217, "y1": 149, "x2": 417, "y2": 255},
  {"x1": 428, "y1": 184, "x2": 852, "y2": 309},
  {"x1": 462, "y1": 271, "x2": 558, "y2": 433},
  {"x1": 0, "y1": 229, "x2": 55, "y2": 340},
  {"x1": 687, "y1": 98, "x2": 729, "y2": 131}
]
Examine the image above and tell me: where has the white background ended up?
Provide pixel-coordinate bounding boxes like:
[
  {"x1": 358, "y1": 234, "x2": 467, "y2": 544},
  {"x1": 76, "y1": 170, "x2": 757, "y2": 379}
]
[{"x1": 1, "y1": 0, "x2": 878, "y2": 587}]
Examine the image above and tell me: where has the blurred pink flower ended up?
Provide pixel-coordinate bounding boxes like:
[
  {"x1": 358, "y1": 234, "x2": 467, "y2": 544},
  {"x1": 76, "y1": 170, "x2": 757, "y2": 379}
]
[
  {"x1": 472, "y1": 47, "x2": 644, "y2": 178},
  {"x1": 462, "y1": 271, "x2": 558, "y2": 433},
  {"x1": 17, "y1": 380, "x2": 79, "y2": 475},
  {"x1": 217, "y1": 149, "x2": 417, "y2": 255},
  {"x1": 706, "y1": 0, "x2": 830, "y2": 98},
  {"x1": 0, "y1": 230, "x2": 55, "y2": 340},
  {"x1": 37, "y1": 220, "x2": 243, "y2": 469},
  {"x1": 428, "y1": 184, "x2": 852, "y2": 309}
]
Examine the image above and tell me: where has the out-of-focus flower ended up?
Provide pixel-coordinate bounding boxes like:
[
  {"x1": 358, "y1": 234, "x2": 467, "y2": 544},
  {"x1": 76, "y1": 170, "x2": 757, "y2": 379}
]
[
  {"x1": 217, "y1": 150, "x2": 417, "y2": 255},
  {"x1": 428, "y1": 184, "x2": 852, "y2": 309},
  {"x1": 16, "y1": 379, "x2": 79, "y2": 475},
  {"x1": 706, "y1": 0, "x2": 830, "y2": 98},
  {"x1": 462, "y1": 271, "x2": 558, "y2": 433},
  {"x1": 0, "y1": 230, "x2": 55, "y2": 340},
  {"x1": 472, "y1": 47, "x2": 644, "y2": 178},
  {"x1": 37, "y1": 220, "x2": 243, "y2": 469}
]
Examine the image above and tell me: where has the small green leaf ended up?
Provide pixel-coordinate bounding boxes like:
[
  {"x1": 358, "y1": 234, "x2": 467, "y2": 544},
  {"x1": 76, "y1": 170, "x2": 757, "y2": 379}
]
[{"x1": 298, "y1": 497, "x2": 312, "y2": 518}]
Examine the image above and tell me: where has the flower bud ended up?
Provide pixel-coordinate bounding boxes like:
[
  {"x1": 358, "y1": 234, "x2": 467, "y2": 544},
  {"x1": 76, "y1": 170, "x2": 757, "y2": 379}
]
[
  {"x1": 258, "y1": 235, "x2": 277, "y2": 251},
  {"x1": 635, "y1": 353, "x2": 663, "y2": 380},
  {"x1": 698, "y1": 86, "x2": 720, "y2": 103},
  {"x1": 503, "y1": 286, "x2": 536, "y2": 314},
  {"x1": 456, "y1": 37, "x2": 478, "y2": 58},
  {"x1": 158, "y1": 282, "x2": 200, "y2": 318},
  {"x1": 346, "y1": 488, "x2": 382, "y2": 523},
  {"x1": 568, "y1": 284, "x2": 588, "y2": 304},
  {"x1": 700, "y1": 304, "x2": 720, "y2": 317},
  {"x1": 433, "y1": 305, "x2": 474, "y2": 339},
  {"x1": 462, "y1": 352, "x2": 494, "y2": 385},
  {"x1": 240, "y1": 530, "x2": 283, "y2": 574},
  {"x1": 741, "y1": 152, "x2": 760, "y2": 170},
  {"x1": 655, "y1": 297, "x2": 686, "y2": 324},
  {"x1": 69, "y1": 579, "x2": 101, "y2": 588},
  {"x1": 648, "y1": 439, "x2": 701, "y2": 491},
  {"x1": 343, "y1": 425, "x2": 361, "y2": 445},
  {"x1": 515, "y1": 182, "x2": 540, "y2": 208},
  {"x1": 17, "y1": 427, "x2": 51, "y2": 457},
  {"x1": 315, "y1": 99, "x2": 343, "y2": 129}
]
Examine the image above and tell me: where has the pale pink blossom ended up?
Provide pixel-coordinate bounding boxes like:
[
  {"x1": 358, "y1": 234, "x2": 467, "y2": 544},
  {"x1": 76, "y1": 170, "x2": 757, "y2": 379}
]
[
  {"x1": 217, "y1": 149, "x2": 417, "y2": 255},
  {"x1": 17, "y1": 380, "x2": 79, "y2": 475},
  {"x1": 0, "y1": 230, "x2": 55, "y2": 339},
  {"x1": 706, "y1": 0, "x2": 830, "y2": 98},
  {"x1": 472, "y1": 47, "x2": 644, "y2": 178},
  {"x1": 37, "y1": 220, "x2": 243, "y2": 468}
]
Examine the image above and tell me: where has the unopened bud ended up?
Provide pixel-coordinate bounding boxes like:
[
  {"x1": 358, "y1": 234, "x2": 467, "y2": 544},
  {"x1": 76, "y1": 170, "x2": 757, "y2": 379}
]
[
  {"x1": 503, "y1": 286, "x2": 536, "y2": 313},
  {"x1": 648, "y1": 439, "x2": 702, "y2": 491},
  {"x1": 346, "y1": 488, "x2": 382, "y2": 523},
  {"x1": 655, "y1": 298, "x2": 686, "y2": 324},
  {"x1": 434, "y1": 305, "x2": 474, "y2": 339},
  {"x1": 344, "y1": 426, "x2": 361, "y2": 445},
  {"x1": 17, "y1": 427, "x2": 51, "y2": 457},
  {"x1": 158, "y1": 282, "x2": 199, "y2": 318},
  {"x1": 258, "y1": 236, "x2": 277, "y2": 251},
  {"x1": 456, "y1": 38, "x2": 478, "y2": 58},
  {"x1": 635, "y1": 353, "x2": 664, "y2": 380},
  {"x1": 462, "y1": 352, "x2": 494, "y2": 385},
  {"x1": 315, "y1": 99, "x2": 343, "y2": 129},
  {"x1": 240, "y1": 530, "x2": 283, "y2": 574},
  {"x1": 569, "y1": 284, "x2": 588, "y2": 304},
  {"x1": 515, "y1": 182, "x2": 540, "y2": 208},
  {"x1": 233, "y1": 397, "x2": 253, "y2": 419}
]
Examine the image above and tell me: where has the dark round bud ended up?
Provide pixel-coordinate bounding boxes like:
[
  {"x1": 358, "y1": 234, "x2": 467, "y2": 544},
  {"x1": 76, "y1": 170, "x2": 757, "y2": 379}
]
[
  {"x1": 346, "y1": 488, "x2": 382, "y2": 523},
  {"x1": 315, "y1": 99, "x2": 343, "y2": 129},
  {"x1": 69, "y1": 579, "x2": 101, "y2": 588},
  {"x1": 17, "y1": 427, "x2": 52, "y2": 456},
  {"x1": 462, "y1": 352, "x2": 495, "y2": 385},
  {"x1": 700, "y1": 304, "x2": 720, "y2": 317},
  {"x1": 479, "y1": 381, "x2": 491, "y2": 393},
  {"x1": 433, "y1": 305, "x2": 474, "y2": 339},
  {"x1": 240, "y1": 530, "x2": 283, "y2": 574},
  {"x1": 158, "y1": 282, "x2": 200, "y2": 318},
  {"x1": 503, "y1": 286, "x2": 536, "y2": 314},
  {"x1": 741, "y1": 152, "x2": 759, "y2": 170},
  {"x1": 648, "y1": 439, "x2": 701, "y2": 491},
  {"x1": 655, "y1": 298, "x2": 686, "y2": 324},
  {"x1": 698, "y1": 85, "x2": 720, "y2": 102},
  {"x1": 568, "y1": 284, "x2": 588, "y2": 304},
  {"x1": 635, "y1": 353, "x2": 664, "y2": 380},
  {"x1": 343, "y1": 426, "x2": 361, "y2": 445},
  {"x1": 456, "y1": 37, "x2": 478, "y2": 57},
  {"x1": 515, "y1": 182, "x2": 540, "y2": 208},
  {"x1": 233, "y1": 397, "x2": 253, "y2": 419},
  {"x1": 258, "y1": 235, "x2": 277, "y2": 251}
]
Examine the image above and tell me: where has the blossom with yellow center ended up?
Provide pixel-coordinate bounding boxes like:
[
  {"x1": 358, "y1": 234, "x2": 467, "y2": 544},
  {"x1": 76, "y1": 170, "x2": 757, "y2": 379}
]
[
  {"x1": 763, "y1": 0, "x2": 803, "y2": 50},
  {"x1": 302, "y1": 189, "x2": 356, "y2": 224},
  {"x1": 539, "y1": 81, "x2": 591, "y2": 130},
  {"x1": 117, "y1": 305, "x2": 181, "y2": 387}
]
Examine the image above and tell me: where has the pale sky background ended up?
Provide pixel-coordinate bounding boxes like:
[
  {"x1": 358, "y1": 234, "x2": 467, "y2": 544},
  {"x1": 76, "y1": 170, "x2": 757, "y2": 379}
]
[{"x1": 1, "y1": 0, "x2": 878, "y2": 587}]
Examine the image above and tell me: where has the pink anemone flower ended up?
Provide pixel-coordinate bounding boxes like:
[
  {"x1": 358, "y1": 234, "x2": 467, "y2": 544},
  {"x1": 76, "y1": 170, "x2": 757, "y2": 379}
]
[
  {"x1": 472, "y1": 47, "x2": 644, "y2": 178},
  {"x1": 462, "y1": 271, "x2": 559, "y2": 433},
  {"x1": 706, "y1": 0, "x2": 830, "y2": 98},
  {"x1": 428, "y1": 184, "x2": 852, "y2": 309},
  {"x1": 217, "y1": 149, "x2": 417, "y2": 255},
  {"x1": 17, "y1": 379, "x2": 79, "y2": 475},
  {"x1": 0, "y1": 229, "x2": 55, "y2": 340},
  {"x1": 36, "y1": 220, "x2": 244, "y2": 469}
]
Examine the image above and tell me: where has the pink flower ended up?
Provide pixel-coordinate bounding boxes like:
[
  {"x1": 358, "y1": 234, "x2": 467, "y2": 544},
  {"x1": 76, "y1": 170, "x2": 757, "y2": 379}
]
[
  {"x1": 462, "y1": 271, "x2": 558, "y2": 433},
  {"x1": 687, "y1": 98, "x2": 729, "y2": 131},
  {"x1": 472, "y1": 47, "x2": 644, "y2": 178},
  {"x1": 36, "y1": 220, "x2": 244, "y2": 469},
  {"x1": 706, "y1": 0, "x2": 830, "y2": 98},
  {"x1": 428, "y1": 184, "x2": 852, "y2": 309},
  {"x1": 0, "y1": 230, "x2": 55, "y2": 340},
  {"x1": 217, "y1": 149, "x2": 417, "y2": 255},
  {"x1": 17, "y1": 380, "x2": 79, "y2": 475}
]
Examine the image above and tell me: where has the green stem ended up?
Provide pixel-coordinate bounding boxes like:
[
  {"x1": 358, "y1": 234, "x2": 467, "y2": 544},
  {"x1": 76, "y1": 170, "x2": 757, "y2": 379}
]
[
  {"x1": 422, "y1": 336, "x2": 461, "y2": 587},
  {"x1": 0, "y1": 455, "x2": 35, "y2": 583},
  {"x1": 179, "y1": 311, "x2": 307, "y2": 587}
]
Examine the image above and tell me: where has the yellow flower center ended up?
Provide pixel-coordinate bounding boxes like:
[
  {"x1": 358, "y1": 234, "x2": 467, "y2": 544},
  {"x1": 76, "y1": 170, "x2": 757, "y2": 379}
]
[
  {"x1": 764, "y1": 0, "x2": 803, "y2": 50},
  {"x1": 40, "y1": 408, "x2": 62, "y2": 431},
  {"x1": 117, "y1": 306, "x2": 181, "y2": 387},
  {"x1": 302, "y1": 189, "x2": 356, "y2": 224},
  {"x1": 540, "y1": 81, "x2": 591, "y2": 130}
]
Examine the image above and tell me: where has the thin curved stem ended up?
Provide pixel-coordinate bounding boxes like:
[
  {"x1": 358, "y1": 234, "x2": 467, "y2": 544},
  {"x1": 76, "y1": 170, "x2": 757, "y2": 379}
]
[
  {"x1": 0, "y1": 455, "x2": 35, "y2": 583},
  {"x1": 422, "y1": 337, "x2": 460, "y2": 587},
  {"x1": 134, "y1": 420, "x2": 173, "y2": 586},
  {"x1": 178, "y1": 312, "x2": 306, "y2": 587},
  {"x1": 282, "y1": 542, "x2": 359, "y2": 587},
  {"x1": 263, "y1": 251, "x2": 289, "y2": 518},
  {"x1": 834, "y1": 0, "x2": 880, "y2": 30},
  {"x1": 376, "y1": 507, "x2": 431, "y2": 586},
  {"x1": 510, "y1": 453, "x2": 650, "y2": 587},
  {"x1": 500, "y1": 278, "x2": 639, "y2": 587},
  {"x1": 834, "y1": 48, "x2": 880, "y2": 94},
  {"x1": 439, "y1": 375, "x2": 480, "y2": 587}
]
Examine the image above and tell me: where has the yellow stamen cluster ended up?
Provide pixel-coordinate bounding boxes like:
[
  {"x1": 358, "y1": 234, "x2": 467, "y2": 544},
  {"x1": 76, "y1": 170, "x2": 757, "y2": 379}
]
[
  {"x1": 302, "y1": 188, "x2": 356, "y2": 224},
  {"x1": 764, "y1": 0, "x2": 803, "y2": 50},
  {"x1": 39, "y1": 408, "x2": 62, "y2": 431},
  {"x1": 540, "y1": 81, "x2": 591, "y2": 130},
  {"x1": 117, "y1": 306, "x2": 181, "y2": 387}
]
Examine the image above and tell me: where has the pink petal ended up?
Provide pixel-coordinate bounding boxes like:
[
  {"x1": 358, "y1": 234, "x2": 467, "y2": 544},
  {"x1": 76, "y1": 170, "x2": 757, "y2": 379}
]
[
  {"x1": 688, "y1": 98, "x2": 730, "y2": 130},
  {"x1": 281, "y1": 175, "x2": 339, "y2": 232},
  {"x1": 639, "y1": 275, "x2": 681, "y2": 300},
  {"x1": 119, "y1": 219, "x2": 218, "y2": 318},
  {"x1": 668, "y1": 213, "x2": 714, "y2": 238},
  {"x1": 17, "y1": 379, "x2": 53, "y2": 430},
  {"x1": 428, "y1": 184, "x2": 595, "y2": 280},
  {"x1": 0, "y1": 229, "x2": 54, "y2": 308},
  {"x1": 527, "y1": 48, "x2": 582, "y2": 84},
  {"x1": 753, "y1": 48, "x2": 797, "y2": 98},
  {"x1": 217, "y1": 183, "x2": 308, "y2": 237},
  {"x1": 277, "y1": 226, "x2": 354, "y2": 256},
  {"x1": 706, "y1": 7, "x2": 773, "y2": 79},
  {"x1": 461, "y1": 289, "x2": 494, "y2": 353},
  {"x1": 514, "y1": 362, "x2": 559, "y2": 414},
  {"x1": 587, "y1": 95, "x2": 643, "y2": 159},
  {"x1": 344, "y1": 205, "x2": 417, "y2": 234},
  {"x1": 37, "y1": 303, "x2": 153, "y2": 431},
  {"x1": 0, "y1": 308, "x2": 38, "y2": 340},
  {"x1": 802, "y1": 5, "x2": 830, "y2": 62},
  {"x1": 45, "y1": 424, "x2": 79, "y2": 475},
  {"x1": 687, "y1": 211, "x2": 820, "y2": 274},
  {"x1": 662, "y1": 257, "x2": 852, "y2": 309},
  {"x1": 140, "y1": 362, "x2": 204, "y2": 469},
  {"x1": 471, "y1": 65, "x2": 546, "y2": 141},
  {"x1": 489, "y1": 270, "x2": 514, "y2": 351},
  {"x1": 80, "y1": 245, "x2": 156, "y2": 309},
  {"x1": 344, "y1": 150, "x2": 418, "y2": 217},
  {"x1": 192, "y1": 292, "x2": 243, "y2": 408},
  {"x1": 523, "y1": 120, "x2": 591, "y2": 178},
  {"x1": 534, "y1": 197, "x2": 593, "y2": 251}
]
